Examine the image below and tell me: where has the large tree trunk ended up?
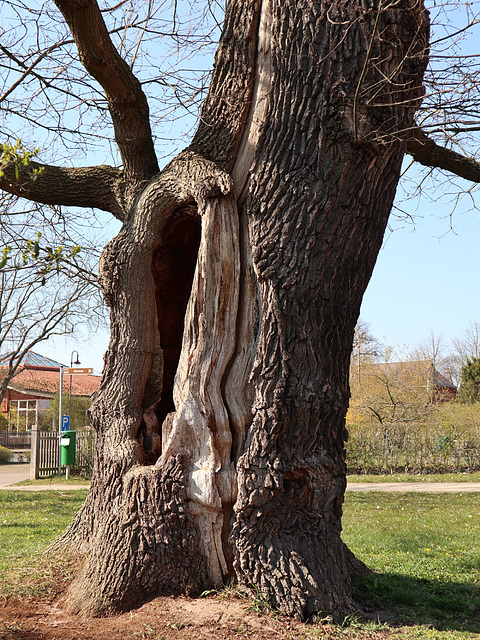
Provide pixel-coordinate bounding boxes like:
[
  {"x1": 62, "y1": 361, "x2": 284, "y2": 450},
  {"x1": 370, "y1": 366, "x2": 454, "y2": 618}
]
[{"x1": 55, "y1": 0, "x2": 429, "y2": 619}]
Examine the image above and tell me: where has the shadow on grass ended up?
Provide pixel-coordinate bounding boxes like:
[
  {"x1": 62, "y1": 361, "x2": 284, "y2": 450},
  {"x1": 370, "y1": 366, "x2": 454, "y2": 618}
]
[{"x1": 353, "y1": 571, "x2": 480, "y2": 633}]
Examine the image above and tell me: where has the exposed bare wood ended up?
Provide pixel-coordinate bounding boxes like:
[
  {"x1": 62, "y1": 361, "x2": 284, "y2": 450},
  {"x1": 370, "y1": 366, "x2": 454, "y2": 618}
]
[
  {"x1": 223, "y1": 0, "x2": 272, "y2": 482},
  {"x1": 161, "y1": 193, "x2": 240, "y2": 584},
  {"x1": 56, "y1": 152, "x2": 233, "y2": 614},
  {"x1": 231, "y1": 0, "x2": 273, "y2": 199}
]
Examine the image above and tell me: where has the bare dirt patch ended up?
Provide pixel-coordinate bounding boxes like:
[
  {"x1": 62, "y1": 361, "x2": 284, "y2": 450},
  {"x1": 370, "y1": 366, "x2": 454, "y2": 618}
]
[{"x1": 0, "y1": 591, "x2": 313, "y2": 640}]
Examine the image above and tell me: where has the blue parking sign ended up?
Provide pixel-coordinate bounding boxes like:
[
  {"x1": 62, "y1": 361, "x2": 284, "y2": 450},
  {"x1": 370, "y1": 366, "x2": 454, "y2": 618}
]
[{"x1": 61, "y1": 415, "x2": 70, "y2": 432}]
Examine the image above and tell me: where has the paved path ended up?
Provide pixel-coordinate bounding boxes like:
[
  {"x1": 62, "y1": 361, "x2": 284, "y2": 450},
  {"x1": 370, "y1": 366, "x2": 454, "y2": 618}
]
[
  {"x1": 0, "y1": 463, "x2": 30, "y2": 488},
  {"x1": 0, "y1": 464, "x2": 89, "y2": 491},
  {"x1": 347, "y1": 482, "x2": 480, "y2": 493}
]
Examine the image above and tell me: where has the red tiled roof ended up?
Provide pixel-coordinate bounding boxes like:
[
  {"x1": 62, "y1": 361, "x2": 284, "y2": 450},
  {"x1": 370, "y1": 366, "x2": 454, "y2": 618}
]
[{"x1": 4, "y1": 369, "x2": 100, "y2": 397}]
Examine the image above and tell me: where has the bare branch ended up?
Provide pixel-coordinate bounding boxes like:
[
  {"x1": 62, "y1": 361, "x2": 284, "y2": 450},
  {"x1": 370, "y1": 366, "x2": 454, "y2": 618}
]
[
  {"x1": 407, "y1": 127, "x2": 480, "y2": 183},
  {"x1": 52, "y1": 0, "x2": 159, "y2": 187},
  {"x1": 0, "y1": 41, "x2": 71, "y2": 103},
  {"x1": 0, "y1": 162, "x2": 125, "y2": 220}
]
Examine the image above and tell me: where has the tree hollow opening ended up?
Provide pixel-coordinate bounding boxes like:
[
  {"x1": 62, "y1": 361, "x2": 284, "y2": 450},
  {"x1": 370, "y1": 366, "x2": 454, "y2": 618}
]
[{"x1": 152, "y1": 213, "x2": 201, "y2": 432}]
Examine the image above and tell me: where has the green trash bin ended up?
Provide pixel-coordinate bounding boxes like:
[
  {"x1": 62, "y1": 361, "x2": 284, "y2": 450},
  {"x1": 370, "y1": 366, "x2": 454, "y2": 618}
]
[{"x1": 60, "y1": 430, "x2": 76, "y2": 466}]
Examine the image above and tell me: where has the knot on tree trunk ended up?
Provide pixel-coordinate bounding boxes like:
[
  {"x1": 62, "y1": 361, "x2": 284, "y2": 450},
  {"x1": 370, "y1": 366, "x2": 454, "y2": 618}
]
[{"x1": 192, "y1": 173, "x2": 233, "y2": 210}]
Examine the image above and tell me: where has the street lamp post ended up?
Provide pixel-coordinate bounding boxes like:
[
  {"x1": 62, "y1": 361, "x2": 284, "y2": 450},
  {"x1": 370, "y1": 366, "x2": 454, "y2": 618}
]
[
  {"x1": 69, "y1": 350, "x2": 81, "y2": 420},
  {"x1": 58, "y1": 364, "x2": 64, "y2": 477}
]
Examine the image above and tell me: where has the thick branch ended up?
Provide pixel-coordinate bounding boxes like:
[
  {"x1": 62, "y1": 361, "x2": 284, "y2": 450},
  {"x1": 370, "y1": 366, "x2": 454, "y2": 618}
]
[
  {"x1": 407, "y1": 127, "x2": 480, "y2": 183},
  {"x1": 190, "y1": 0, "x2": 261, "y2": 170},
  {"x1": 53, "y1": 0, "x2": 159, "y2": 186},
  {"x1": 0, "y1": 162, "x2": 125, "y2": 220}
]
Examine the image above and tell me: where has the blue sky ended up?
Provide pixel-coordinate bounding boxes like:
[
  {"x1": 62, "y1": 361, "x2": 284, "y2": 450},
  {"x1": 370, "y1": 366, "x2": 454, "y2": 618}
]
[
  {"x1": 362, "y1": 209, "x2": 479, "y2": 352},
  {"x1": 361, "y1": 171, "x2": 480, "y2": 353}
]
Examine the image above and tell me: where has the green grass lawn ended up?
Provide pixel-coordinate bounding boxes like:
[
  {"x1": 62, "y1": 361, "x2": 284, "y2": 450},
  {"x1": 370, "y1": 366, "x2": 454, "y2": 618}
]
[
  {"x1": 0, "y1": 489, "x2": 479, "y2": 639},
  {"x1": 0, "y1": 490, "x2": 88, "y2": 597},
  {"x1": 342, "y1": 491, "x2": 480, "y2": 634},
  {"x1": 17, "y1": 474, "x2": 91, "y2": 485}
]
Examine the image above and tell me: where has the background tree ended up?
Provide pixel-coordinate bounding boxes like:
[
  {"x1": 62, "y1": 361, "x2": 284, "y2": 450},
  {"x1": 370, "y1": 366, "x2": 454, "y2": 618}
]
[
  {"x1": 348, "y1": 357, "x2": 434, "y2": 431},
  {"x1": 346, "y1": 352, "x2": 480, "y2": 472},
  {"x1": 0, "y1": 0, "x2": 479, "y2": 622},
  {"x1": 351, "y1": 320, "x2": 383, "y2": 394},
  {"x1": 347, "y1": 356, "x2": 436, "y2": 471},
  {"x1": 0, "y1": 240, "x2": 92, "y2": 405},
  {"x1": 348, "y1": 330, "x2": 480, "y2": 471},
  {"x1": 0, "y1": 139, "x2": 109, "y2": 404},
  {"x1": 451, "y1": 321, "x2": 480, "y2": 378},
  {"x1": 414, "y1": 330, "x2": 463, "y2": 387},
  {"x1": 353, "y1": 320, "x2": 384, "y2": 360},
  {"x1": 40, "y1": 392, "x2": 91, "y2": 430},
  {"x1": 415, "y1": 331, "x2": 446, "y2": 371},
  {"x1": 457, "y1": 357, "x2": 480, "y2": 403},
  {"x1": 414, "y1": 322, "x2": 480, "y2": 388}
]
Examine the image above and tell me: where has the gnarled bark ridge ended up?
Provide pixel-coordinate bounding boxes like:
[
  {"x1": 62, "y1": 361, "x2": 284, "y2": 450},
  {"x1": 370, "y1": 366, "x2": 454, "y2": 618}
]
[{"x1": 51, "y1": 0, "x2": 429, "y2": 619}]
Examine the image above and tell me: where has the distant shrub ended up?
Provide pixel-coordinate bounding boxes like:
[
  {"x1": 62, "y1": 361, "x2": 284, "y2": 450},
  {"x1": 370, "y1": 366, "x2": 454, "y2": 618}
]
[{"x1": 0, "y1": 445, "x2": 13, "y2": 464}]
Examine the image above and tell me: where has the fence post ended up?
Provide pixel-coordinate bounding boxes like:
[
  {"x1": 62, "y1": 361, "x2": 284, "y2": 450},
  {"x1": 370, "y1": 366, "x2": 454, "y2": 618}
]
[
  {"x1": 384, "y1": 428, "x2": 389, "y2": 470},
  {"x1": 30, "y1": 426, "x2": 39, "y2": 480}
]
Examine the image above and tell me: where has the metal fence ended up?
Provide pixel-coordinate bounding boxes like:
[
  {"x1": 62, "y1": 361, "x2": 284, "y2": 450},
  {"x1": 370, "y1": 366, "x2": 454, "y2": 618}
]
[
  {"x1": 346, "y1": 423, "x2": 480, "y2": 474},
  {"x1": 30, "y1": 428, "x2": 94, "y2": 479},
  {"x1": 0, "y1": 431, "x2": 32, "y2": 449}
]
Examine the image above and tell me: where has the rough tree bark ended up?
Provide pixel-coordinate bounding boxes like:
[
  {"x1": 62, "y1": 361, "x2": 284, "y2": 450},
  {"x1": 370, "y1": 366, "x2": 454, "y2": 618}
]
[{"x1": 1, "y1": 0, "x2": 430, "y2": 620}]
